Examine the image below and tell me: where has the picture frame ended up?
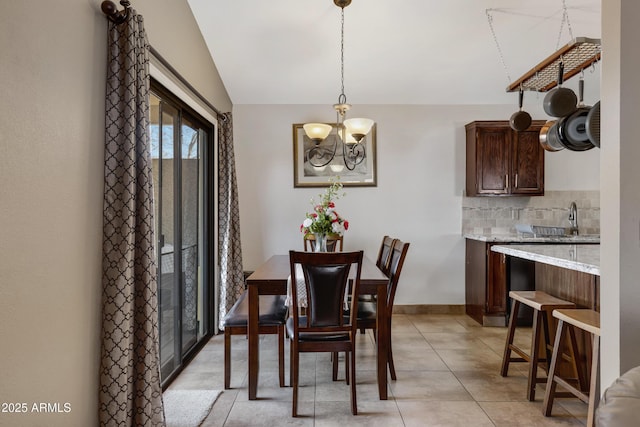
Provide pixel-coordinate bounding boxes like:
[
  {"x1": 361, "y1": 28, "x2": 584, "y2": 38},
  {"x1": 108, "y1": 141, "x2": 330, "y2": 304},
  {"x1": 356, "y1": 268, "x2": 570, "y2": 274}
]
[{"x1": 292, "y1": 123, "x2": 377, "y2": 188}]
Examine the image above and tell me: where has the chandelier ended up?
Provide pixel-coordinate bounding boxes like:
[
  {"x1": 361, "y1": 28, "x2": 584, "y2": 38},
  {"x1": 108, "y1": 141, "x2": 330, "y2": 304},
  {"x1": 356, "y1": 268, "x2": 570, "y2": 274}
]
[{"x1": 303, "y1": 0, "x2": 374, "y2": 171}]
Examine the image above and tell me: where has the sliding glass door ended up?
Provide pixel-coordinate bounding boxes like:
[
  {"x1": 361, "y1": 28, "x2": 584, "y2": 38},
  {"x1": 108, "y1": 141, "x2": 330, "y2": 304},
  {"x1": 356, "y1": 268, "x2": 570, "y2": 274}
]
[{"x1": 150, "y1": 82, "x2": 214, "y2": 383}]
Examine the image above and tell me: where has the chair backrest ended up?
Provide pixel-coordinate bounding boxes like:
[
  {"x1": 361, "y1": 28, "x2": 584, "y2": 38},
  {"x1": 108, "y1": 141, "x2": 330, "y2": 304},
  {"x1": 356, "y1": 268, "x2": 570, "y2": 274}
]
[
  {"x1": 303, "y1": 234, "x2": 344, "y2": 252},
  {"x1": 375, "y1": 235, "x2": 397, "y2": 277},
  {"x1": 289, "y1": 250, "x2": 363, "y2": 336},
  {"x1": 385, "y1": 240, "x2": 410, "y2": 315}
]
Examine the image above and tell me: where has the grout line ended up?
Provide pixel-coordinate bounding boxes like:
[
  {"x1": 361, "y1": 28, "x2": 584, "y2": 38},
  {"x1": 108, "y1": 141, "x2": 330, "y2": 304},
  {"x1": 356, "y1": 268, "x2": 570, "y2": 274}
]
[{"x1": 181, "y1": 314, "x2": 589, "y2": 425}]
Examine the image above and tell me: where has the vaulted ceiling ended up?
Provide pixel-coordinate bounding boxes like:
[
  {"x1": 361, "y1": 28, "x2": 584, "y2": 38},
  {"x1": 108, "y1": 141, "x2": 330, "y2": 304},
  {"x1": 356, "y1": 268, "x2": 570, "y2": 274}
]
[{"x1": 187, "y1": 0, "x2": 601, "y2": 106}]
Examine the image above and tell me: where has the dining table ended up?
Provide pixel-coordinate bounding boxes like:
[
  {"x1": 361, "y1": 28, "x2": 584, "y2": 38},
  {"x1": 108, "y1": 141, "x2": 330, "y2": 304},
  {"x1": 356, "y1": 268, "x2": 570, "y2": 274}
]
[{"x1": 245, "y1": 254, "x2": 390, "y2": 400}]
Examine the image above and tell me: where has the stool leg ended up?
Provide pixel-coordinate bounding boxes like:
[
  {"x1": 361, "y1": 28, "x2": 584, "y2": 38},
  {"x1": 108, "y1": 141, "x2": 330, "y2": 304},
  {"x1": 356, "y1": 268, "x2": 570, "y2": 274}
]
[
  {"x1": 501, "y1": 300, "x2": 520, "y2": 377},
  {"x1": 567, "y1": 325, "x2": 587, "y2": 392},
  {"x1": 541, "y1": 311, "x2": 553, "y2": 371},
  {"x1": 527, "y1": 309, "x2": 543, "y2": 401},
  {"x1": 586, "y1": 335, "x2": 600, "y2": 427},
  {"x1": 543, "y1": 320, "x2": 567, "y2": 416}
]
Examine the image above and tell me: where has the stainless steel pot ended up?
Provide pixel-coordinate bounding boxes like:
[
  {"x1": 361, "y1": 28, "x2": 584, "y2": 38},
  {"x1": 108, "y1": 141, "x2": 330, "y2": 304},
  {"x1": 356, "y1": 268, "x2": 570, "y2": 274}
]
[{"x1": 539, "y1": 120, "x2": 565, "y2": 152}]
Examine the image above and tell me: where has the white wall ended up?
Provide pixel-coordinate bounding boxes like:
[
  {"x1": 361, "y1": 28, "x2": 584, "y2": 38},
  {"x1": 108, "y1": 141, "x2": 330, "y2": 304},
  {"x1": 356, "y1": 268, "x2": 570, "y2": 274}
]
[
  {"x1": 600, "y1": 0, "x2": 640, "y2": 389},
  {"x1": 234, "y1": 103, "x2": 600, "y2": 306},
  {"x1": 0, "y1": 1, "x2": 230, "y2": 425},
  {"x1": 600, "y1": 0, "x2": 621, "y2": 389},
  {"x1": 0, "y1": 2, "x2": 105, "y2": 425}
]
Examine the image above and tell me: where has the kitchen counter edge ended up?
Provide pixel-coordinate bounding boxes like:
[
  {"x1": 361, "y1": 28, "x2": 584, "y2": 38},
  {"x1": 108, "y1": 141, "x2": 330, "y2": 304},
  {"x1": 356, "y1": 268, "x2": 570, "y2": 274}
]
[
  {"x1": 464, "y1": 233, "x2": 601, "y2": 243},
  {"x1": 491, "y1": 244, "x2": 600, "y2": 276}
]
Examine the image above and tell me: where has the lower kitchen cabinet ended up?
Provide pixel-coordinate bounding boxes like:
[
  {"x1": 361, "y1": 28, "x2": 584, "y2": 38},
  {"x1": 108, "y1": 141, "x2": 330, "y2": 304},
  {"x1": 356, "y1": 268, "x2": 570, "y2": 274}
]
[{"x1": 465, "y1": 239, "x2": 536, "y2": 326}]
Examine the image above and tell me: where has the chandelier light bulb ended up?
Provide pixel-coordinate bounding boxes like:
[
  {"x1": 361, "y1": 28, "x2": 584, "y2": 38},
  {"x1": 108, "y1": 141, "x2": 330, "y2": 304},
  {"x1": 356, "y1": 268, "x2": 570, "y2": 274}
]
[
  {"x1": 344, "y1": 118, "x2": 374, "y2": 142},
  {"x1": 303, "y1": 123, "x2": 332, "y2": 142},
  {"x1": 338, "y1": 130, "x2": 358, "y2": 145}
]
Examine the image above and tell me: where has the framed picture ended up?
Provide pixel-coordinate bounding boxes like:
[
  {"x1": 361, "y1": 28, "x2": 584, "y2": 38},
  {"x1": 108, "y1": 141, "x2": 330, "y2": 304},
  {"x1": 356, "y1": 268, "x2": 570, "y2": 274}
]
[{"x1": 292, "y1": 123, "x2": 377, "y2": 187}]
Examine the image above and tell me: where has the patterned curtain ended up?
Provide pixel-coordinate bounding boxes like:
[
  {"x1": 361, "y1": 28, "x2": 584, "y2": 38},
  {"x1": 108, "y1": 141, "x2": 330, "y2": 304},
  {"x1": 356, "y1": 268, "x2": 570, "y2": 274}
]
[
  {"x1": 99, "y1": 10, "x2": 165, "y2": 427},
  {"x1": 218, "y1": 113, "x2": 245, "y2": 329}
]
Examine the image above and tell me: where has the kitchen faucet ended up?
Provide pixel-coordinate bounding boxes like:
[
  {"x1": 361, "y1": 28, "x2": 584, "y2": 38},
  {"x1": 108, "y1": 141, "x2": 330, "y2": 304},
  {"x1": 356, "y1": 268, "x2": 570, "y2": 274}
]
[{"x1": 568, "y1": 202, "x2": 578, "y2": 235}]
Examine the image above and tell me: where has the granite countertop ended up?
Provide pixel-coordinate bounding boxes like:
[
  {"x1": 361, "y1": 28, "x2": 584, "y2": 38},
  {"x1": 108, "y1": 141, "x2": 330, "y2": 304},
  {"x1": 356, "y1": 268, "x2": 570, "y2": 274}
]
[
  {"x1": 464, "y1": 233, "x2": 601, "y2": 243},
  {"x1": 491, "y1": 244, "x2": 600, "y2": 276}
]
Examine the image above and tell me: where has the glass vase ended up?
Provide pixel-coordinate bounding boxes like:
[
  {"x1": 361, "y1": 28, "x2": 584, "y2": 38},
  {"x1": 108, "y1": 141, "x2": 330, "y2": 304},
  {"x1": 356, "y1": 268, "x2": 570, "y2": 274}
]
[{"x1": 313, "y1": 233, "x2": 328, "y2": 252}]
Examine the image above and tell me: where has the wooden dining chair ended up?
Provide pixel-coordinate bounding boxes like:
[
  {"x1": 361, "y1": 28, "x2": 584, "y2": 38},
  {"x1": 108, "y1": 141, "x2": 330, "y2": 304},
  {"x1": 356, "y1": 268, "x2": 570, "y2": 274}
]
[
  {"x1": 351, "y1": 236, "x2": 396, "y2": 313},
  {"x1": 375, "y1": 235, "x2": 398, "y2": 277},
  {"x1": 223, "y1": 291, "x2": 288, "y2": 390},
  {"x1": 287, "y1": 250, "x2": 363, "y2": 416},
  {"x1": 303, "y1": 234, "x2": 343, "y2": 252},
  {"x1": 355, "y1": 240, "x2": 410, "y2": 380}
]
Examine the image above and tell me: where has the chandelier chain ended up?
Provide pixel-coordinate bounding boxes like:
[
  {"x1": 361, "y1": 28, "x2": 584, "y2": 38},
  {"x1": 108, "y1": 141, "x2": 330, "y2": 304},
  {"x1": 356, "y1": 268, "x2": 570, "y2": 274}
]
[
  {"x1": 339, "y1": 7, "x2": 346, "y2": 104},
  {"x1": 304, "y1": 0, "x2": 369, "y2": 171},
  {"x1": 486, "y1": 9, "x2": 511, "y2": 84}
]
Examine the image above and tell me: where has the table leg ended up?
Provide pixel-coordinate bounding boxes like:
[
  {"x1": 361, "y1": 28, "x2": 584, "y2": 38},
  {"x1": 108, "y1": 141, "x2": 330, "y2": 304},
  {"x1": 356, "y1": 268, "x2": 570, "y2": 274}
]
[
  {"x1": 248, "y1": 285, "x2": 259, "y2": 400},
  {"x1": 376, "y1": 283, "x2": 388, "y2": 400}
]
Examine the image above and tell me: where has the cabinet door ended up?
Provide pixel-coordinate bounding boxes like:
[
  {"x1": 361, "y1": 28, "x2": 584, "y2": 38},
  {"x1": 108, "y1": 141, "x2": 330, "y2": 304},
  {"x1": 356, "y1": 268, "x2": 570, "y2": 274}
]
[
  {"x1": 476, "y1": 127, "x2": 510, "y2": 195},
  {"x1": 486, "y1": 246, "x2": 507, "y2": 315},
  {"x1": 465, "y1": 239, "x2": 487, "y2": 324},
  {"x1": 511, "y1": 126, "x2": 544, "y2": 195}
]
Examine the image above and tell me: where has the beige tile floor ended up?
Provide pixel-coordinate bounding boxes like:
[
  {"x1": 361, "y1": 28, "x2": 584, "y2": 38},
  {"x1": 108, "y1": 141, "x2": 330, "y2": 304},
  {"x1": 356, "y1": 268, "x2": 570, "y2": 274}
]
[{"x1": 165, "y1": 313, "x2": 588, "y2": 426}]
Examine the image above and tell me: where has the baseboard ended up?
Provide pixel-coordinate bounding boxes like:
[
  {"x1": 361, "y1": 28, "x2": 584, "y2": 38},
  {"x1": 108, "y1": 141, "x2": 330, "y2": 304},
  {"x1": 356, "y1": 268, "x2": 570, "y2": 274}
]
[{"x1": 393, "y1": 304, "x2": 465, "y2": 315}]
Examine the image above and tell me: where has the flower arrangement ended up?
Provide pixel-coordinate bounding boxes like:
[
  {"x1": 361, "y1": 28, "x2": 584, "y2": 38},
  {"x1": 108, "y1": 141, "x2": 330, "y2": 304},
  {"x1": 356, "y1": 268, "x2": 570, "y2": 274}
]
[{"x1": 300, "y1": 178, "x2": 349, "y2": 237}]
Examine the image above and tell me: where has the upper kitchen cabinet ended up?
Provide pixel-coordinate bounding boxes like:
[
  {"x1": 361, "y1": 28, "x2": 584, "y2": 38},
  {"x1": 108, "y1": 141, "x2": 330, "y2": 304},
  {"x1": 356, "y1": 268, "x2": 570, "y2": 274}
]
[{"x1": 465, "y1": 120, "x2": 545, "y2": 196}]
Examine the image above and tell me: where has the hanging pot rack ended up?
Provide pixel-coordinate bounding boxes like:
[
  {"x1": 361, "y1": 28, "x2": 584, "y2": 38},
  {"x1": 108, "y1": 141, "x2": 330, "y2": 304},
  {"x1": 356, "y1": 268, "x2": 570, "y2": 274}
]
[{"x1": 506, "y1": 37, "x2": 601, "y2": 93}]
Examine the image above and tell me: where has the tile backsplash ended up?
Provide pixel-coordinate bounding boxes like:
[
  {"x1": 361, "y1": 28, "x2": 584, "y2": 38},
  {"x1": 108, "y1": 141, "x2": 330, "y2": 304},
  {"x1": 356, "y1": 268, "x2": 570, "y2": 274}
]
[{"x1": 462, "y1": 191, "x2": 600, "y2": 235}]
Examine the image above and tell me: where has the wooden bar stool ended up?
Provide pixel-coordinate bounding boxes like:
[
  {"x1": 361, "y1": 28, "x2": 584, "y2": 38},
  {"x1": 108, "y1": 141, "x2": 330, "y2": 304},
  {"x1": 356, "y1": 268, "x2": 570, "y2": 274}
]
[
  {"x1": 501, "y1": 291, "x2": 576, "y2": 401},
  {"x1": 543, "y1": 309, "x2": 600, "y2": 427}
]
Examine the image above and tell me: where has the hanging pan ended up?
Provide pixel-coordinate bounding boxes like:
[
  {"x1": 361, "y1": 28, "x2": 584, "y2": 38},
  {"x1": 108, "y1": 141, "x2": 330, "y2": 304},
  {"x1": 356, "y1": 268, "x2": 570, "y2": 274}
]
[
  {"x1": 510, "y1": 88, "x2": 532, "y2": 132},
  {"x1": 543, "y1": 62, "x2": 577, "y2": 118},
  {"x1": 539, "y1": 120, "x2": 565, "y2": 152},
  {"x1": 586, "y1": 100, "x2": 601, "y2": 148},
  {"x1": 557, "y1": 77, "x2": 594, "y2": 151}
]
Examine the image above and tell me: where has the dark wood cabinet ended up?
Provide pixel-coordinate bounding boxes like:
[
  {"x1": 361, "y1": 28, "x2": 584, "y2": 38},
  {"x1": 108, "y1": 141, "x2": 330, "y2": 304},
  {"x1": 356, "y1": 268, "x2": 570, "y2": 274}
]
[
  {"x1": 465, "y1": 120, "x2": 545, "y2": 197},
  {"x1": 465, "y1": 239, "x2": 509, "y2": 326},
  {"x1": 465, "y1": 240, "x2": 599, "y2": 327},
  {"x1": 465, "y1": 239, "x2": 538, "y2": 326}
]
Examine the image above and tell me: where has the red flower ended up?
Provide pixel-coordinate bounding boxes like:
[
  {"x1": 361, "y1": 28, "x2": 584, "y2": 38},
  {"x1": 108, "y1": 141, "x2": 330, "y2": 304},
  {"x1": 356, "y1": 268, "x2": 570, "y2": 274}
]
[
  {"x1": 328, "y1": 201, "x2": 335, "y2": 208},
  {"x1": 343, "y1": 221, "x2": 349, "y2": 230}
]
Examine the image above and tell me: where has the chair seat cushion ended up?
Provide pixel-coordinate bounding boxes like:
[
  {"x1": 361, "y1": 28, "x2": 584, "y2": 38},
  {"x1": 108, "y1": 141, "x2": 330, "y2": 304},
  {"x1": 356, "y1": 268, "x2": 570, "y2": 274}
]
[
  {"x1": 224, "y1": 292, "x2": 288, "y2": 327},
  {"x1": 286, "y1": 317, "x2": 350, "y2": 341},
  {"x1": 356, "y1": 301, "x2": 377, "y2": 321}
]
